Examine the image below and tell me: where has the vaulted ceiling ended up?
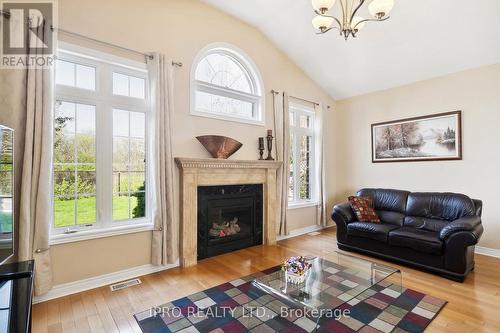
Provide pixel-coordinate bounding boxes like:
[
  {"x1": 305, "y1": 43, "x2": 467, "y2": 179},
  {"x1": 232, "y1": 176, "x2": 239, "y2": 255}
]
[{"x1": 202, "y1": 0, "x2": 500, "y2": 100}]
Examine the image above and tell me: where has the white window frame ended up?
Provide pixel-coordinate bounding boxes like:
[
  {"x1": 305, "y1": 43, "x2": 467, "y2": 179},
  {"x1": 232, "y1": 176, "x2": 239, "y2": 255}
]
[
  {"x1": 51, "y1": 42, "x2": 152, "y2": 243},
  {"x1": 288, "y1": 103, "x2": 318, "y2": 209},
  {"x1": 190, "y1": 42, "x2": 265, "y2": 126}
]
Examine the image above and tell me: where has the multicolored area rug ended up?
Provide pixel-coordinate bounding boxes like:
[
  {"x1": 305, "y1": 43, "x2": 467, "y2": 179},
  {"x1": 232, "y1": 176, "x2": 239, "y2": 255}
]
[{"x1": 134, "y1": 266, "x2": 446, "y2": 333}]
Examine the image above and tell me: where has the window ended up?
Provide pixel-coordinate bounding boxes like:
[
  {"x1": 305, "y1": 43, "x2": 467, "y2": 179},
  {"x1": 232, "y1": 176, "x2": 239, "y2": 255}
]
[
  {"x1": 53, "y1": 43, "x2": 149, "y2": 237},
  {"x1": 191, "y1": 43, "x2": 264, "y2": 125},
  {"x1": 53, "y1": 101, "x2": 97, "y2": 227},
  {"x1": 0, "y1": 127, "x2": 13, "y2": 234},
  {"x1": 288, "y1": 104, "x2": 317, "y2": 206},
  {"x1": 112, "y1": 109, "x2": 146, "y2": 221},
  {"x1": 55, "y1": 59, "x2": 96, "y2": 90},
  {"x1": 113, "y1": 72, "x2": 146, "y2": 98}
]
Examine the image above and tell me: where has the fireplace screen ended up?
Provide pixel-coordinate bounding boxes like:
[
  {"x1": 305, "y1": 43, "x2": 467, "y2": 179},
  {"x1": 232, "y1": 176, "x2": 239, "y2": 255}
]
[{"x1": 198, "y1": 184, "x2": 263, "y2": 259}]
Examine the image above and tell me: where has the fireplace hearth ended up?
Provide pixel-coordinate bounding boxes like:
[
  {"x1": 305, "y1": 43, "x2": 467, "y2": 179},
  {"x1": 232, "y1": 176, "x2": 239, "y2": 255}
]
[{"x1": 197, "y1": 184, "x2": 263, "y2": 260}]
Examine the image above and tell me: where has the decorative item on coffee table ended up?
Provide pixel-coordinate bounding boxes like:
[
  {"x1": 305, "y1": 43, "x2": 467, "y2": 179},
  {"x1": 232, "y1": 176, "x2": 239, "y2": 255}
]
[
  {"x1": 265, "y1": 129, "x2": 274, "y2": 160},
  {"x1": 282, "y1": 256, "x2": 312, "y2": 284}
]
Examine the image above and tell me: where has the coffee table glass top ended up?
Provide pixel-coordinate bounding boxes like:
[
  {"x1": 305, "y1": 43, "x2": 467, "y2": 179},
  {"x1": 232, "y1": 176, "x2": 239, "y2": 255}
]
[{"x1": 252, "y1": 251, "x2": 402, "y2": 313}]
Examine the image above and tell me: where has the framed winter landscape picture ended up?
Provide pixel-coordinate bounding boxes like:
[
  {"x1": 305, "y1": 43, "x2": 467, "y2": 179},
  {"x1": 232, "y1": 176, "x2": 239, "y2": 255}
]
[{"x1": 372, "y1": 111, "x2": 462, "y2": 163}]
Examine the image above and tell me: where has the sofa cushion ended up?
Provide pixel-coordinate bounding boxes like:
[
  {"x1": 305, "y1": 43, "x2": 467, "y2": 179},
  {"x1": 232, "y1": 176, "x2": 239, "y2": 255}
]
[
  {"x1": 357, "y1": 188, "x2": 410, "y2": 214},
  {"x1": 348, "y1": 196, "x2": 381, "y2": 223},
  {"x1": 388, "y1": 227, "x2": 443, "y2": 254},
  {"x1": 403, "y1": 216, "x2": 448, "y2": 232},
  {"x1": 347, "y1": 222, "x2": 399, "y2": 242},
  {"x1": 406, "y1": 192, "x2": 476, "y2": 221},
  {"x1": 376, "y1": 210, "x2": 405, "y2": 227}
]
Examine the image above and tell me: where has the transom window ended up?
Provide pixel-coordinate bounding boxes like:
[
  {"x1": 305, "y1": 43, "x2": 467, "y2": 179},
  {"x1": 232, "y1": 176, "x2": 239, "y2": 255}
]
[
  {"x1": 113, "y1": 72, "x2": 146, "y2": 99},
  {"x1": 288, "y1": 103, "x2": 317, "y2": 206},
  {"x1": 52, "y1": 43, "x2": 149, "y2": 236},
  {"x1": 191, "y1": 43, "x2": 264, "y2": 125},
  {"x1": 55, "y1": 59, "x2": 96, "y2": 90}
]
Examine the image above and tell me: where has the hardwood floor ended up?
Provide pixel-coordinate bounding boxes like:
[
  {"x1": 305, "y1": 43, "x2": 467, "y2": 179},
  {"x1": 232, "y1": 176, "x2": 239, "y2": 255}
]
[{"x1": 32, "y1": 228, "x2": 500, "y2": 333}]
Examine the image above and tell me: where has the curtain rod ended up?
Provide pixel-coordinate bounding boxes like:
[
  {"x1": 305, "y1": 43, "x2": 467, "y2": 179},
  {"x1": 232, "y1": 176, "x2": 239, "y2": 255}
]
[
  {"x1": 271, "y1": 89, "x2": 321, "y2": 107},
  {"x1": 291, "y1": 95, "x2": 320, "y2": 106},
  {"x1": 51, "y1": 26, "x2": 183, "y2": 67}
]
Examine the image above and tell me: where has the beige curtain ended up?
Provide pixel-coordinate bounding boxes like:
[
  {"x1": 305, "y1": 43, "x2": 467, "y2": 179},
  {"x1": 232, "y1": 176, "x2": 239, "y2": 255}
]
[
  {"x1": 18, "y1": 17, "x2": 54, "y2": 295},
  {"x1": 148, "y1": 54, "x2": 178, "y2": 265},
  {"x1": 315, "y1": 104, "x2": 328, "y2": 227},
  {"x1": 273, "y1": 92, "x2": 290, "y2": 235}
]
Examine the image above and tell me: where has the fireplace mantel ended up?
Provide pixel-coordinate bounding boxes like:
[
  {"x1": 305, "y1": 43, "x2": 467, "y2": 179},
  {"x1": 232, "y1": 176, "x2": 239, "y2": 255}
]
[
  {"x1": 175, "y1": 157, "x2": 282, "y2": 267},
  {"x1": 175, "y1": 158, "x2": 282, "y2": 170}
]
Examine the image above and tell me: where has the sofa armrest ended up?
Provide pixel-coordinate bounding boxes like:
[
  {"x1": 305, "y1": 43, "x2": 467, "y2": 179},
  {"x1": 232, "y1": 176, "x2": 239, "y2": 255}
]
[
  {"x1": 331, "y1": 203, "x2": 357, "y2": 244},
  {"x1": 332, "y1": 203, "x2": 356, "y2": 225},
  {"x1": 440, "y1": 216, "x2": 483, "y2": 241}
]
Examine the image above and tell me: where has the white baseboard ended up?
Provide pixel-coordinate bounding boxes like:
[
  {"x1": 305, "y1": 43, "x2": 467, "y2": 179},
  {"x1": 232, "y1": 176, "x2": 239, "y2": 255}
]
[
  {"x1": 475, "y1": 246, "x2": 500, "y2": 258},
  {"x1": 34, "y1": 261, "x2": 179, "y2": 304},
  {"x1": 277, "y1": 224, "x2": 333, "y2": 241}
]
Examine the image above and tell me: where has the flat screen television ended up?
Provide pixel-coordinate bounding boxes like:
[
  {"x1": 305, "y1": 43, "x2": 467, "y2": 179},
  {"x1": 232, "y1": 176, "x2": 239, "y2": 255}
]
[{"x1": 0, "y1": 125, "x2": 14, "y2": 264}]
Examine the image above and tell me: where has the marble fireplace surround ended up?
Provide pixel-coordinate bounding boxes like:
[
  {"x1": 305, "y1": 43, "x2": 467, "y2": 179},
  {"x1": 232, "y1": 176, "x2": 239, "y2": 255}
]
[{"x1": 175, "y1": 158, "x2": 283, "y2": 267}]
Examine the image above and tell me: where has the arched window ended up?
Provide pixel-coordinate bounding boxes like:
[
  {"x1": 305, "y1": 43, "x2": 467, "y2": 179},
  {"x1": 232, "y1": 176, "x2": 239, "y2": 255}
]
[{"x1": 191, "y1": 43, "x2": 264, "y2": 125}]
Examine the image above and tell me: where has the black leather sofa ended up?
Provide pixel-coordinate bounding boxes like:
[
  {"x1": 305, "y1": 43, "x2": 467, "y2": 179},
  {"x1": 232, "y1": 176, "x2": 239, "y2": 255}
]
[{"x1": 332, "y1": 188, "x2": 484, "y2": 281}]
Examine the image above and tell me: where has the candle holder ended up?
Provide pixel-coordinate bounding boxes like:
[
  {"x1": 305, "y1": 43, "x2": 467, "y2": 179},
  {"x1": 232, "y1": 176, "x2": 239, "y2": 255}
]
[
  {"x1": 265, "y1": 133, "x2": 275, "y2": 161},
  {"x1": 258, "y1": 137, "x2": 265, "y2": 160}
]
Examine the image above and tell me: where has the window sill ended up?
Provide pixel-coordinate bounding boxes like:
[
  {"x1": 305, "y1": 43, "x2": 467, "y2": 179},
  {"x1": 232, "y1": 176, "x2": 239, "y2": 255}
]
[
  {"x1": 49, "y1": 222, "x2": 154, "y2": 245},
  {"x1": 288, "y1": 201, "x2": 319, "y2": 210}
]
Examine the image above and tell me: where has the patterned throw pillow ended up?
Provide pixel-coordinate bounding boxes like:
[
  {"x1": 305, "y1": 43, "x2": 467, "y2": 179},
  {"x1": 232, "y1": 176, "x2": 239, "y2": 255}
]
[{"x1": 348, "y1": 196, "x2": 381, "y2": 223}]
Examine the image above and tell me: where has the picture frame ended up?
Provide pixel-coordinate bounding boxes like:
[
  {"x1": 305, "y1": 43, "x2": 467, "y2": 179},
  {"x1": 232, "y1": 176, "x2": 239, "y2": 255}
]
[{"x1": 371, "y1": 111, "x2": 462, "y2": 163}]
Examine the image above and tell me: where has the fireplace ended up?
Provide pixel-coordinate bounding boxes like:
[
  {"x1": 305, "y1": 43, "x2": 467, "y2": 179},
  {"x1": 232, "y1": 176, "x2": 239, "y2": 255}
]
[
  {"x1": 176, "y1": 158, "x2": 281, "y2": 267},
  {"x1": 197, "y1": 184, "x2": 263, "y2": 259}
]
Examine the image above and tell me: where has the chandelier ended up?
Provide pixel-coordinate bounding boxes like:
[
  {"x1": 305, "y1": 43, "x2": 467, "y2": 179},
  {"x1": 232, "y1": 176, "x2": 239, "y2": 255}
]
[{"x1": 311, "y1": 0, "x2": 394, "y2": 40}]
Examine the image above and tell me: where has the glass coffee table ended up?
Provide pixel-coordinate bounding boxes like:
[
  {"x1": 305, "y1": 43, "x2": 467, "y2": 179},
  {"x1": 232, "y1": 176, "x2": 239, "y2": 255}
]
[{"x1": 252, "y1": 251, "x2": 402, "y2": 330}]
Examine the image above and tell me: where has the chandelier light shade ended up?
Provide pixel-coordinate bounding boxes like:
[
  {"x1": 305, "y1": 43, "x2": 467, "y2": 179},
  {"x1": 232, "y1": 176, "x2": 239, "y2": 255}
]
[
  {"x1": 311, "y1": 0, "x2": 336, "y2": 13},
  {"x1": 311, "y1": 0, "x2": 394, "y2": 40},
  {"x1": 368, "y1": 0, "x2": 394, "y2": 18},
  {"x1": 312, "y1": 15, "x2": 334, "y2": 31}
]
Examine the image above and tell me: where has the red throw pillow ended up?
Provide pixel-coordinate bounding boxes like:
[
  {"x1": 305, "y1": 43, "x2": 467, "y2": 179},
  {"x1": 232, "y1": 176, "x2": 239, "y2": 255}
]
[{"x1": 348, "y1": 196, "x2": 381, "y2": 223}]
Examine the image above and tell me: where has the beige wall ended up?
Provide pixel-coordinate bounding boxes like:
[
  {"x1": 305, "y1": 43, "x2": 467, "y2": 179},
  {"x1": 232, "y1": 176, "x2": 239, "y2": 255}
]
[
  {"x1": 48, "y1": 0, "x2": 337, "y2": 285},
  {"x1": 50, "y1": 232, "x2": 152, "y2": 284},
  {"x1": 334, "y1": 63, "x2": 500, "y2": 250}
]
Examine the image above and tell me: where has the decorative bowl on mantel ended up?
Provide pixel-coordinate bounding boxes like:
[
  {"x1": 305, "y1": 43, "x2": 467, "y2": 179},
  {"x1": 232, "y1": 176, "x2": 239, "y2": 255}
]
[{"x1": 196, "y1": 135, "x2": 243, "y2": 159}]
